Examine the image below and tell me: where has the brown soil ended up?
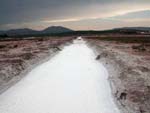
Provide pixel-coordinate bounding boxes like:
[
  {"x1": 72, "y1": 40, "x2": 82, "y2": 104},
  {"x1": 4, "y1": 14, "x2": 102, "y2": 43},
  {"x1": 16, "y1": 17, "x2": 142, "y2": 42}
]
[
  {"x1": 0, "y1": 37, "x2": 73, "y2": 94},
  {"x1": 86, "y1": 37, "x2": 150, "y2": 113}
]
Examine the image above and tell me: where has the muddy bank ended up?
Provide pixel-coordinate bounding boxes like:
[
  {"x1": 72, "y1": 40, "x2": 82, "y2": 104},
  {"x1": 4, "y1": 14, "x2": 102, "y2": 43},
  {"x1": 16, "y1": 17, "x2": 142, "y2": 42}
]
[
  {"x1": 86, "y1": 39, "x2": 150, "y2": 113},
  {"x1": 0, "y1": 37, "x2": 73, "y2": 94}
]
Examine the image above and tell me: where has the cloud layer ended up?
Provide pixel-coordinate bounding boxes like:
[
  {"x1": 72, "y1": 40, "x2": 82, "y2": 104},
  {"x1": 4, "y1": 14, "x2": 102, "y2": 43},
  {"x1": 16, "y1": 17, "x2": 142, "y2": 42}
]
[{"x1": 0, "y1": 0, "x2": 150, "y2": 30}]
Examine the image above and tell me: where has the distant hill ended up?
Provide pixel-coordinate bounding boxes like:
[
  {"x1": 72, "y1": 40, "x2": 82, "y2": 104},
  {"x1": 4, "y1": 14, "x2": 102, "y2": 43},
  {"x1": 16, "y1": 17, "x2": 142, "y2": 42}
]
[
  {"x1": 114, "y1": 27, "x2": 150, "y2": 31},
  {"x1": 0, "y1": 31, "x2": 5, "y2": 35},
  {"x1": 0, "y1": 26, "x2": 150, "y2": 38},
  {"x1": 6, "y1": 28, "x2": 38, "y2": 36},
  {"x1": 42, "y1": 26, "x2": 73, "y2": 34},
  {"x1": 0, "y1": 26, "x2": 73, "y2": 37}
]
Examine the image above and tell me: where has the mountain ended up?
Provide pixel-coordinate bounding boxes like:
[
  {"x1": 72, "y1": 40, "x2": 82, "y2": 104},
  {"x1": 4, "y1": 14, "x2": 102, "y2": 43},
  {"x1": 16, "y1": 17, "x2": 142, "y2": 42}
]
[
  {"x1": 6, "y1": 28, "x2": 38, "y2": 36},
  {"x1": 1, "y1": 26, "x2": 150, "y2": 37},
  {"x1": 0, "y1": 26, "x2": 73, "y2": 37},
  {"x1": 114, "y1": 27, "x2": 150, "y2": 31},
  {"x1": 42, "y1": 26, "x2": 73, "y2": 34},
  {"x1": 0, "y1": 31, "x2": 5, "y2": 34}
]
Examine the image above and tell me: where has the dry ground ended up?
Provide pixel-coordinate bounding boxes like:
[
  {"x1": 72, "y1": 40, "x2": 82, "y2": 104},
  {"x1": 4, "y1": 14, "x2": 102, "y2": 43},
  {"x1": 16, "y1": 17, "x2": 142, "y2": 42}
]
[
  {"x1": 86, "y1": 36, "x2": 150, "y2": 113},
  {"x1": 0, "y1": 35, "x2": 150, "y2": 113},
  {"x1": 0, "y1": 37, "x2": 73, "y2": 94}
]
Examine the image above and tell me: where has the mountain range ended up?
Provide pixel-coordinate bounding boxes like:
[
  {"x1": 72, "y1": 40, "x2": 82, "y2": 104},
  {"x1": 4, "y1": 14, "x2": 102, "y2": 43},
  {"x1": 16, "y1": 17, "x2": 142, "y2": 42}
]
[
  {"x1": 114, "y1": 27, "x2": 150, "y2": 31},
  {"x1": 0, "y1": 26, "x2": 73, "y2": 37},
  {"x1": 0, "y1": 26, "x2": 150, "y2": 37}
]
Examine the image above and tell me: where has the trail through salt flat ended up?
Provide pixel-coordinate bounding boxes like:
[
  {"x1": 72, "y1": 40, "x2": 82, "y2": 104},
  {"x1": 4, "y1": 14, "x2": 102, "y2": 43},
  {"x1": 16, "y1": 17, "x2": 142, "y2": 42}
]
[{"x1": 0, "y1": 39, "x2": 120, "y2": 113}]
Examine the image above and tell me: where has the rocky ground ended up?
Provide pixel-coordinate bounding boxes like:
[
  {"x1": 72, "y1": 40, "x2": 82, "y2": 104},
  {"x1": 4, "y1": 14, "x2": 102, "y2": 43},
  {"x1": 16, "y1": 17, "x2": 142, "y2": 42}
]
[
  {"x1": 0, "y1": 37, "x2": 73, "y2": 94},
  {"x1": 86, "y1": 37, "x2": 150, "y2": 113}
]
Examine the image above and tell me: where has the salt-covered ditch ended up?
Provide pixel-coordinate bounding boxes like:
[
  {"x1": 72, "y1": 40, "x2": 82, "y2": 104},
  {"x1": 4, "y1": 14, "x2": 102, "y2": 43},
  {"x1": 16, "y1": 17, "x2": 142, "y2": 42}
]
[{"x1": 0, "y1": 38, "x2": 120, "y2": 113}]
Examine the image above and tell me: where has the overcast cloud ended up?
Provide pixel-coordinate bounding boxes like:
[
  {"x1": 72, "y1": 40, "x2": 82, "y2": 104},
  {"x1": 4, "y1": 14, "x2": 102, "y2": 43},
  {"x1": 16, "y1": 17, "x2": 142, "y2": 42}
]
[{"x1": 0, "y1": 0, "x2": 150, "y2": 30}]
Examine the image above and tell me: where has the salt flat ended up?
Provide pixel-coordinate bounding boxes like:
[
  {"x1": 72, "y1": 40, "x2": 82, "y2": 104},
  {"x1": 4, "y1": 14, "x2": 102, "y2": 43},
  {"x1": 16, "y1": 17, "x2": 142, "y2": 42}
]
[{"x1": 0, "y1": 39, "x2": 120, "y2": 113}]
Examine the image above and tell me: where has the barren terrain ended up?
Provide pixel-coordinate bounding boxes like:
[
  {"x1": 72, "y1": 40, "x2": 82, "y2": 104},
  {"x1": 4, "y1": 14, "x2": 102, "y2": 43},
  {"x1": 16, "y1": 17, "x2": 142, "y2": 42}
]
[
  {"x1": 0, "y1": 35, "x2": 150, "y2": 113},
  {"x1": 86, "y1": 36, "x2": 150, "y2": 113},
  {"x1": 0, "y1": 37, "x2": 73, "y2": 94}
]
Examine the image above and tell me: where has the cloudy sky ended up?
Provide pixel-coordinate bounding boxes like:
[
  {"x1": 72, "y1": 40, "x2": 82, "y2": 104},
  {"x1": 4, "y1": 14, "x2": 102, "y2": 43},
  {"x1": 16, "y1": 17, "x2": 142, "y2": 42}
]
[{"x1": 0, "y1": 0, "x2": 150, "y2": 30}]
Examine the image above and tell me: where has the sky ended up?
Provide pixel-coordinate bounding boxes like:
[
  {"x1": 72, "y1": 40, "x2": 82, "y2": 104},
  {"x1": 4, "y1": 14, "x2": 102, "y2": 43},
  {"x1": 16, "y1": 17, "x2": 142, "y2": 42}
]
[{"x1": 0, "y1": 0, "x2": 150, "y2": 30}]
